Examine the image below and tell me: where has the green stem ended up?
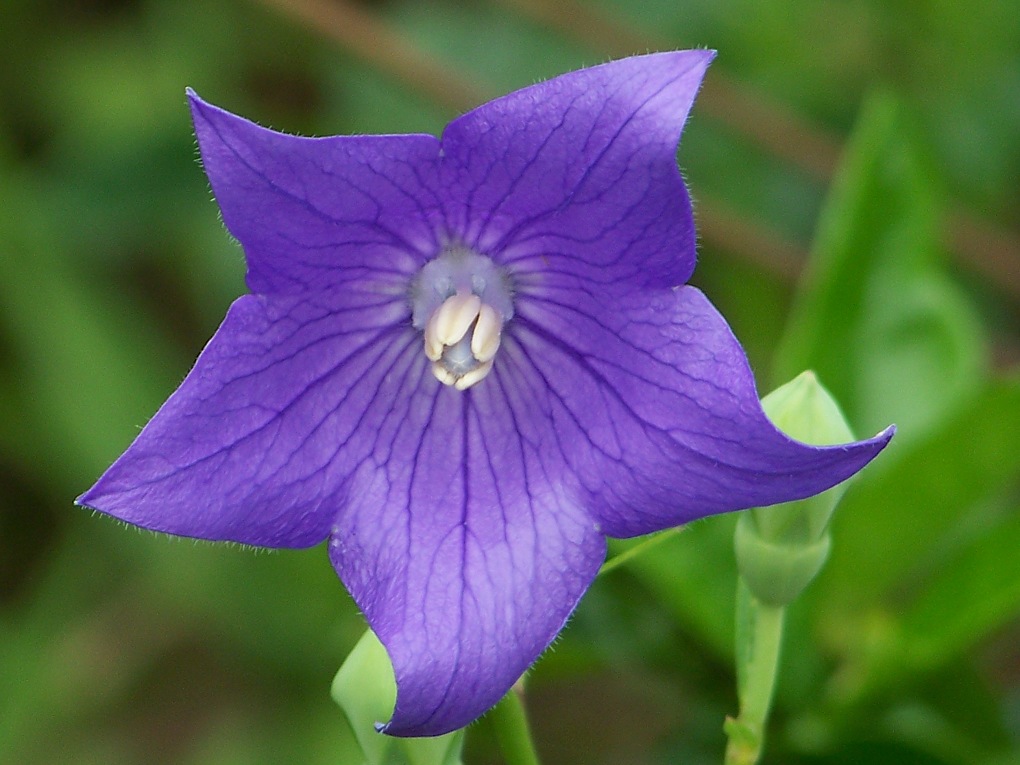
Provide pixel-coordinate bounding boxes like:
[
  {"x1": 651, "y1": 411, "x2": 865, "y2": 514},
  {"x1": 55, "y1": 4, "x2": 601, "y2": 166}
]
[
  {"x1": 598, "y1": 528, "x2": 681, "y2": 576},
  {"x1": 742, "y1": 600, "x2": 786, "y2": 732},
  {"x1": 490, "y1": 685, "x2": 541, "y2": 765},
  {"x1": 724, "y1": 590, "x2": 786, "y2": 765}
]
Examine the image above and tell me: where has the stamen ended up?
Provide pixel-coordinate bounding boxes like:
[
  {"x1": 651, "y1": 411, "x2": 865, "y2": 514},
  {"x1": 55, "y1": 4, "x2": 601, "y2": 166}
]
[
  {"x1": 431, "y1": 362, "x2": 459, "y2": 387},
  {"x1": 454, "y1": 360, "x2": 494, "y2": 391},
  {"x1": 412, "y1": 248, "x2": 512, "y2": 391},
  {"x1": 424, "y1": 291, "x2": 481, "y2": 362},
  {"x1": 435, "y1": 292, "x2": 482, "y2": 346},
  {"x1": 471, "y1": 304, "x2": 502, "y2": 363},
  {"x1": 424, "y1": 310, "x2": 445, "y2": 362},
  {"x1": 421, "y1": 293, "x2": 504, "y2": 390}
]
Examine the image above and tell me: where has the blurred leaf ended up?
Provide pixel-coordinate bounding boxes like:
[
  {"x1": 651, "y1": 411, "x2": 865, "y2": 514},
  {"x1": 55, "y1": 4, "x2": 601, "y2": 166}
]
[
  {"x1": 393, "y1": 0, "x2": 581, "y2": 95},
  {"x1": 0, "y1": 175, "x2": 180, "y2": 491},
  {"x1": 914, "y1": 662, "x2": 1014, "y2": 758},
  {"x1": 810, "y1": 582, "x2": 1019, "y2": 764},
  {"x1": 895, "y1": 508, "x2": 1020, "y2": 673},
  {"x1": 609, "y1": 515, "x2": 738, "y2": 658},
  {"x1": 818, "y1": 373, "x2": 1020, "y2": 609},
  {"x1": 774, "y1": 91, "x2": 984, "y2": 441},
  {"x1": 878, "y1": 701, "x2": 997, "y2": 765}
]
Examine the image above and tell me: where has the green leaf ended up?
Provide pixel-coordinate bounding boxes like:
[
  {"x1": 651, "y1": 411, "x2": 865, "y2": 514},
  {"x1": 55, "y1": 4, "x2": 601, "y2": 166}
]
[
  {"x1": 610, "y1": 515, "x2": 738, "y2": 658},
  {"x1": 824, "y1": 507, "x2": 1020, "y2": 745},
  {"x1": 0, "y1": 176, "x2": 180, "y2": 491},
  {"x1": 896, "y1": 508, "x2": 1020, "y2": 672},
  {"x1": 773, "y1": 91, "x2": 984, "y2": 441},
  {"x1": 818, "y1": 374, "x2": 1020, "y2": 608}
]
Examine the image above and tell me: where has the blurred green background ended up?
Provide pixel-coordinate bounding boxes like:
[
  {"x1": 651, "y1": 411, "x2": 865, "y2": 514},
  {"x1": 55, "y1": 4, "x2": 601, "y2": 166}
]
[{"x1": 1, "y1": 0, "x2": 1018, "y2": 763}]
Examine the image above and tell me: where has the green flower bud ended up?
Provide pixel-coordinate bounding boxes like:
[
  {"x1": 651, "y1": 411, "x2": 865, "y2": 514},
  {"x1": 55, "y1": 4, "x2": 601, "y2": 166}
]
[
  {"x1": 755, "y1": 370, "x2": 855, "y2": 542},
  {"x1": 734, "y1": 513, "x2": 831, "y2": 606},
  {"x1": 331, "y1": 630, "x2": 464, "y2": 765},
  {"x1": 735, "y1": 371, "x2": 857, "y2": 606}
]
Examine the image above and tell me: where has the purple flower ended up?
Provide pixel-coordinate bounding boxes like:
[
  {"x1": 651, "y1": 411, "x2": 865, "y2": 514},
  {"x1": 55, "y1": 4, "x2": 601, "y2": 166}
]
[{"x1": 78, "y1": 51, "x2": 892, "y2": 736}]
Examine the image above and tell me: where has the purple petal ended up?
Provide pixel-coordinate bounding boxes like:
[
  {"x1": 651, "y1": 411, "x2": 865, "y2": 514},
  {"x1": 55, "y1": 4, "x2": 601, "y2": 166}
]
[
  {"x1": 330, "y1": 381, "x2": 606, "y2": 736},
  {"x1": 505, "y1": 284, "x2": 894, "y2": 538},
  {"x1": 79, "y1": 287, "x2": 609, "y2": 737},
  {"x1": 77, "y1": 289, "x2": 418, "y2": 547},
  {"x1": 188, "y1": 92, "x2": 443, "y2": 296},
  {"x1": 438, "y1": 51, "x2": 713, "y2": 290}
]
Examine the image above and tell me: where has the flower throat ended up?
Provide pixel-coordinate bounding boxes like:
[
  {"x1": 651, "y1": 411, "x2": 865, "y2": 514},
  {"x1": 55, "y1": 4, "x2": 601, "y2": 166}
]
[{"x1": 411, "y1": 247, "x2": 513, "y2": 390}]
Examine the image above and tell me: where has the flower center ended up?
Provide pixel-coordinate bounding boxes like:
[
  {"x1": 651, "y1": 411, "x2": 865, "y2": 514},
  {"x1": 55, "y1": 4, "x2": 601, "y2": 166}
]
[{"x1": 411, "y1": 247, "x2": 512, "y2": 390}]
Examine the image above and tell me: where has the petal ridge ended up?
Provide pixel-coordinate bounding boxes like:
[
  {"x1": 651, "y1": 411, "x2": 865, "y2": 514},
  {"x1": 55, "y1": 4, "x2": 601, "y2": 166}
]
[
  {"x1": 188, "y1": 92, "x2": 443, "y2": 295},
  {"x1": 504, "y1": 285, "x2": 894, "y2": 537},
  {"x1": 332, "y1": 378, "x2": 606, "y2": 736},
  {"x1": 438, "y1": 51, "x2": 714, "y2": 290},
  {"x1": 78, "y1": 293, "x2": 424, "y2": 547}
]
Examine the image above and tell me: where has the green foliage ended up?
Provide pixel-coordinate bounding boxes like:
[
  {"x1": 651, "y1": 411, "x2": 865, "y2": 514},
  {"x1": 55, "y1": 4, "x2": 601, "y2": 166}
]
[
  {"x1": 332, "y1": 631, "x2": 464, "y2": 765},
  {"x1": 820, "y1": 376, "x2": 1020, "y2": 609},
  {"x1": 774, "y1": 92, "x2": 985, "y2": 440}
]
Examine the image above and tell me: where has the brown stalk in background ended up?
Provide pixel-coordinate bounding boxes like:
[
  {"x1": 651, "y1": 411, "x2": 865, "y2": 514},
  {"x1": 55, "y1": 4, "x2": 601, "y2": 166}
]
[
  {"x1": 252, "y1": 0, "x2": 809, "y2": 276},
  {"x1": 252, "y1": 0, "x2": 1019, "y2": 308},
  {"x1": 497, "y1": 0, "x2": 1020, "y2": 301}
]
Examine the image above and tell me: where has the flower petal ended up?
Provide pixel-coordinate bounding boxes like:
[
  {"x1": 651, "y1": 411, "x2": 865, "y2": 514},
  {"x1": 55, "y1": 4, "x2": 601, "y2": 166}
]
[
  {"x1": 438, "y1": 51, "x2": 713, "y2": 290},
  {"x1": 188, "y1": 91, "x2": 443, "y2": 296},
  {"x1": 329, "y1": 381, "x2": 606, "y2": 737},
  {"x1": 506, "y1": 285, "x2": 895, "y2": 538},
  {"x1": 77, "y1": 289, "x2": 419, "y2": 547}
]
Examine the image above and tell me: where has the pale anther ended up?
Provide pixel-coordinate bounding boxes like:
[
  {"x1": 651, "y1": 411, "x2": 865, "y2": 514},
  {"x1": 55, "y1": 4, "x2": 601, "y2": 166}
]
[
  {"x1": 424, "y1": 291, "x2": 482, "y2": 363},
  {"x1": 431, "y1": 362, "x2": 459, "y2": 387},
  {"x1": 435, "y1": 292, "x2": 482, "y2": 346},
  {"x1": 454, "y1": 360, "x2": 494, "y2": 391},
  {"x1": 413, "y1": 249, "x2": 512, "y2": 391},
  {"x1": 471, "y1": 304, "x2": 502, "y2": 363},
  {"x1": 423, "y1": 310, "x2": 446, "y2": 362}
]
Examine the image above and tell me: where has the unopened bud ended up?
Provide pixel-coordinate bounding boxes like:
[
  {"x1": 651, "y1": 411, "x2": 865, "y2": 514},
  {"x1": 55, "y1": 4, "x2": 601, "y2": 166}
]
[
  {"x1": 735, "y1": 371, "x2": 858, "y2": 605},
  {"x1": 331, "y1": 630, "x2": 464, "y2": 764}
]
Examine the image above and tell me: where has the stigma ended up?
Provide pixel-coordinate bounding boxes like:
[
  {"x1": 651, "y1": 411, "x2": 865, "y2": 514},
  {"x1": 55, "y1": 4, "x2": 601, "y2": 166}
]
[{"x1": 411, "y1": 247, "x2": 512, "y2": 390}]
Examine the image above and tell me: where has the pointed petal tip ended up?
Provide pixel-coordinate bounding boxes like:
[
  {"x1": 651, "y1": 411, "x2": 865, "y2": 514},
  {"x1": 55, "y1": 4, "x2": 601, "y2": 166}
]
[
  {"x1": 651, "y1": 47, "x2": 716, "y2": 75},
  {"x1": 868, "y1": 423, "x2": 897, "y2": 455},
  {"x1": 185, "y1": 87, "x2": 205, "y2": 111},
  {"x1": 374, "y1": 715, "x2": 450, "y2": 739},
  {"x1": 682, "y1": 47, "x2": 717, "y2": 66},
  {"x1": 863, "y1": 423, "x2": 896, "y2": 451},
  {"x1": 820, "y1": 422, "x2": 895, "y2": 465},
  {"x1": 607, "y1": 48, "x2": 714, "y2": 89},
  {"x1": 75, "y1": 483, "x2": 102, "y2": 511},
  {"x1": 679, "y1": 48, "x2": 716, "y2": 94},
  {"x1": 636, "y1": 47, "x2": 715, "y2": 65},
  {"x1": 186, "y1": 90, "x2": 246, "y2": 135},
  {"x1": 75, "y1": 472, "x2": 125, "y2": 515},
  {"x1": 831, "y1": 423, "x2": 896, "y2": 488},
  {"x1": 186, "y1": 89, "x2": 218, "y2": 124}
]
